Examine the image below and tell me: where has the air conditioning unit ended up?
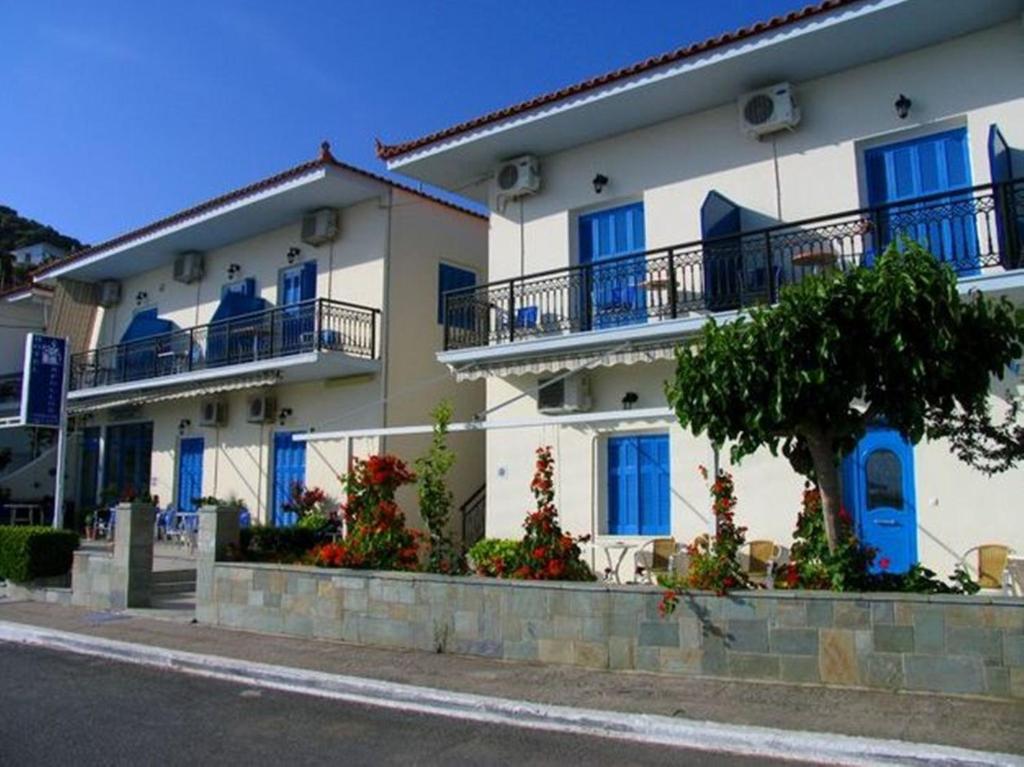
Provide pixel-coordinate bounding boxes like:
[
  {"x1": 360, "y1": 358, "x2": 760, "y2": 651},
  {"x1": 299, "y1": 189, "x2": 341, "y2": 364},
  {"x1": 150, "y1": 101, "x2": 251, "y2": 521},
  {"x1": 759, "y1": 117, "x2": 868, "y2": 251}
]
[
  {"x1": 495, "y1": 155, "x2": 541, "y2": 199},
  {"x1": 301, "y1": 208, "x2": 340, "y2": 246},
  {"x1": 247, "y1": 395, "x2": 277, "y2": 424},
  {"x1": 98, "y1": 280, "x2": 122, "y2": 308},
  {"x1": 538, "y1": 374, "x2": 591, "y2": 414},
  {"x1": 199, "y1": 399, "x2": 228, "y2": 427},
  {"x1": 738, "y1": 82, "x2": 800, "y2": 138},
  {"x1": 173, "y1": 251, "x2": 205, "y2": 284}
]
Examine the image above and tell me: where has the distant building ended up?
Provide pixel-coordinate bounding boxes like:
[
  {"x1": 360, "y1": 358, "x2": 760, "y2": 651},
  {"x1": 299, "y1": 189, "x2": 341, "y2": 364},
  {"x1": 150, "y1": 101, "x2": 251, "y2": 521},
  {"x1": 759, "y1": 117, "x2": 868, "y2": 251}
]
[{"x1": 11, "y1": 242, "x2": 69, "y2": 267}]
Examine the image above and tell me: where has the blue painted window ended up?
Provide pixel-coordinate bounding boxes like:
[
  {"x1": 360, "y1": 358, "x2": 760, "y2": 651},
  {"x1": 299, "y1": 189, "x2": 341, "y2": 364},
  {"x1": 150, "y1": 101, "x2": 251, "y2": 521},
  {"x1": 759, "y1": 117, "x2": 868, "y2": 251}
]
[
  {"x1": 221, "y1": 277, "x2": 256, "y2": 298},
  {"x1": 438, "y1": 263, "x2": 476, "y2": 324},
  {"x1": 864, "y1": 128, "x2": 978, "y2": 273},
  {"x1": 272, "y1": 431, "x2": 306, "y2": 526},
  {"x1": 579, "y1": 203, "x2": 647, "y2": 329},
  {"x1": 176, "y1": 437, "x2": 204, "y2": 512},
  {"x1": 607, "y1": 434, "x2": 670, "y2": 535}
]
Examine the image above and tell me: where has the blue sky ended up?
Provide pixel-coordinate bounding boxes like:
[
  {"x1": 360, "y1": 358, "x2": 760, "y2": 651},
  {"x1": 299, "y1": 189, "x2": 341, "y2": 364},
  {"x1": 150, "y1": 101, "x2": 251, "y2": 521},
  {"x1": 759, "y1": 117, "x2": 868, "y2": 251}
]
[{"x1": 2, "y1": 0, "x2": 802, "y2": 245}]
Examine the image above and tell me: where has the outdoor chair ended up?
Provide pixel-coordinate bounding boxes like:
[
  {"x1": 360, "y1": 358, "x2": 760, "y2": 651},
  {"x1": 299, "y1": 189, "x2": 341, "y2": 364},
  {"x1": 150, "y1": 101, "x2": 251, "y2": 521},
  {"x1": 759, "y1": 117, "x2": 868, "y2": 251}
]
[
  {"x1": 633, "y1": 537, "x2": 684, "y2": 584},
  {"x1": 740, "y1": 540, "x2": 787, "y2": 586},
  {"x1": 960, "y1": 544, "x2": 1016, "y2": 592}
]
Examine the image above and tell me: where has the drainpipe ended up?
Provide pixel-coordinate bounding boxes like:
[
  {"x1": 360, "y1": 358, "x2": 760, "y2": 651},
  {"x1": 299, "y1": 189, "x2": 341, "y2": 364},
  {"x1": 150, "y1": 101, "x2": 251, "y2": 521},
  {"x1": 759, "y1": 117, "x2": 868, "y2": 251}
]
[{"x1": 378, "y1": 190, "x2": 395, "y2": 454}]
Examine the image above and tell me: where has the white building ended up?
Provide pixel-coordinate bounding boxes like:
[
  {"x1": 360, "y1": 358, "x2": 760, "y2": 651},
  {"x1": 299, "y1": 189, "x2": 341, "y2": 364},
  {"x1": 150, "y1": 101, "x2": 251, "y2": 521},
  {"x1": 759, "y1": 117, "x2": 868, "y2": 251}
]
[
  {"x1": 11, "y1": 242, "x2": 68, "y2": 267},
  {"x1": 31, "y1": 144, "x2": 488, "y2": 530},
  {"x1": 378, "y1": 0, "x2": 1024, "y2": 578}
]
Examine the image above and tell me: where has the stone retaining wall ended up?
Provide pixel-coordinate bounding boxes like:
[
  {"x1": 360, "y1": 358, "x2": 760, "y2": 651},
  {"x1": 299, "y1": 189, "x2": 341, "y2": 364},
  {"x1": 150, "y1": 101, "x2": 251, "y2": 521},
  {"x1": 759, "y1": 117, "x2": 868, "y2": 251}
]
[
  {"x1": 208, "y1": 562, "x2": 1024, "y2": 699},
  {"x1": 1, "y1": 574, "x2": 72, "y2": 606},
  {"x1": 71, "y1": 550, "x2": 116, "y2": 610}
]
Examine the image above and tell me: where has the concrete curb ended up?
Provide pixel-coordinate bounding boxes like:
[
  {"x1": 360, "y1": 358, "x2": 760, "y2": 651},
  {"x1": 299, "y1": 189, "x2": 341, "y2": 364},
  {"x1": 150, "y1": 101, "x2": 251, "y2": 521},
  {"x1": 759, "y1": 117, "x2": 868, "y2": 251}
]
[{"x1": 0, "y1": 620, "x2": 1019, "y2": 767}]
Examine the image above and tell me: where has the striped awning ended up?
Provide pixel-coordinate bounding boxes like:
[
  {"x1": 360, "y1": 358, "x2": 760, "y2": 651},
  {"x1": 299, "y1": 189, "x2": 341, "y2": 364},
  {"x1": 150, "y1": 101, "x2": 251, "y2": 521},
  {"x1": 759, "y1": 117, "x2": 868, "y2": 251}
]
[
  {"x1": 451, "y1": 343, "x2": 677, "y2": 381},
  {"x1": 68, "y1": 371, "x2": 280, "y2": 414}
]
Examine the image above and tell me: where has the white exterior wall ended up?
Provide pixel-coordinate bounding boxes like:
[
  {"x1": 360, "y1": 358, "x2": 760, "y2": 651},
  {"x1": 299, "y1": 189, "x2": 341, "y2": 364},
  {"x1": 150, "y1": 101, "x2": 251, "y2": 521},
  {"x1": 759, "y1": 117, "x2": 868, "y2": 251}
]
[
  {"x1": 0, "y1": 299, "x2": 46, "y2": 375},
  {"x1": 382, "y1": 190, "x2": 488, "y2": 530},
  {"x1": 74, "y1": 189, "x2": 487, "y2": 534},
  {"x1": 479, "y1": 21, "x2": 1024, "y2": 577}
]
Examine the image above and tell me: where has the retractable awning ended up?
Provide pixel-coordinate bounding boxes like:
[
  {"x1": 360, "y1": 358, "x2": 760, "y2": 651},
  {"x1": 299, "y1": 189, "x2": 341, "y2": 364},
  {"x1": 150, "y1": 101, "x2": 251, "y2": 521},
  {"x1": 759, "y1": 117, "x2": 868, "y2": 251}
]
[
  {"x1": 67, "y1": 371, "x2": 280, "y2": 414},
  {"x1": 451, "y1": 343, "x2": 676, "y2": 381}
]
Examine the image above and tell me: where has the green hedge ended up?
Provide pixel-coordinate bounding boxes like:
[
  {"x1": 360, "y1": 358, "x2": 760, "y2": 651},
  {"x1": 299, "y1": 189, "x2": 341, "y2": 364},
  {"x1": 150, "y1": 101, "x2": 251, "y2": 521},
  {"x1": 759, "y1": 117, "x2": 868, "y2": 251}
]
[
  {"x1": 467, "y1": 538, "x2": 523, "y2": 577},
  {"x1": 0, "y1": 526, "x2": 79, "y2": 583}
]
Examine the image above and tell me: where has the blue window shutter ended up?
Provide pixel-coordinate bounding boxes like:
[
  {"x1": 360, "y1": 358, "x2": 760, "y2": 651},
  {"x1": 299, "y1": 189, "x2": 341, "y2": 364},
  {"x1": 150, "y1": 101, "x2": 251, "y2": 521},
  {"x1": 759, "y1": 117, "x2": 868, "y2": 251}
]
[
  {"x1": 607, "y1": 437, "x2": 639, "y2": 535},
  {"x1": 300, "y1": 261, "x2": 317, "y2": 301},
  {"x1": 637, "y1": 435, "x2": 670, "y2": 535},
  {"x1": 437, "y1": 263, "x2": 476, "y2": 323},
  {"x1": 273, "y1": 432, "x2": 306, "y2": 526}
]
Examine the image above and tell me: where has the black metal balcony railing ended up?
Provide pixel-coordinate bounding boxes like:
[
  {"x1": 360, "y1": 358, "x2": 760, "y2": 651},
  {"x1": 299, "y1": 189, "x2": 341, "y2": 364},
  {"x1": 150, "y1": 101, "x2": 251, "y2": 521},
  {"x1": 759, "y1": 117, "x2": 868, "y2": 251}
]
[
  {"x1": 71, "y1": 298, "x2": 379, "y2": 392},
  {"x1": 443, "y1": 179, "x2": 1024, "y2": 351}
]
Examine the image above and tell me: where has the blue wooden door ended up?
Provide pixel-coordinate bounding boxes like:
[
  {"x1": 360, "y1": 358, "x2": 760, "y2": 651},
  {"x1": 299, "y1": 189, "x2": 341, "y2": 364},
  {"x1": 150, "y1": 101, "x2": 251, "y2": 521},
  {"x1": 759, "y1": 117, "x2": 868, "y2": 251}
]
[
  {"x1": 176, "y1": 437, "x2": 204, "y2": 512},
  {"x1": 865, "y1": 128, "x2": 979, "y2": 274},
  {"x1": 279, "y1": 262, "x2": 316, "y2": 352},
  {"x1": 272, "y1": 431, "x2": 306, "y2": 526},
  {"x1": 607, "y1": 434, "x2": 669, "y2": 535},
  {"x1": 580, "y1": 203, "x2": 647, "y2": 329},
  {"x1": 78, "y1": 427, "x2": 101, "y2": 511},
  {"x1": 841, "y1": 427, "x2": 917, "y2": 574}
]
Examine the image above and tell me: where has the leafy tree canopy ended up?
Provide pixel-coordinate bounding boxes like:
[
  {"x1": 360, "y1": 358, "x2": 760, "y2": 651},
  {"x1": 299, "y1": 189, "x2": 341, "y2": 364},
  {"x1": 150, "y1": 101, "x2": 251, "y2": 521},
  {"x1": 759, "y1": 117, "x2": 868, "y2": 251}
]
[{"x1": 666, "y1": 242, "x2": 1023, "y2": 551}]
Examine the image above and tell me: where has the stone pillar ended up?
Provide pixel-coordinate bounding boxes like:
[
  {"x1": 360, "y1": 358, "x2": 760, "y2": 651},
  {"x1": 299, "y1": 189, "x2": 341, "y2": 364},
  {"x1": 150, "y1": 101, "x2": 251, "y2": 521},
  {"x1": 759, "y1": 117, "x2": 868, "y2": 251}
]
[
  {"x1": 111, "y1": 501, "x2": 156, "y2": 609},
  {"x1": 196, "y1": 505, "x2": 240, "y2": 624}
]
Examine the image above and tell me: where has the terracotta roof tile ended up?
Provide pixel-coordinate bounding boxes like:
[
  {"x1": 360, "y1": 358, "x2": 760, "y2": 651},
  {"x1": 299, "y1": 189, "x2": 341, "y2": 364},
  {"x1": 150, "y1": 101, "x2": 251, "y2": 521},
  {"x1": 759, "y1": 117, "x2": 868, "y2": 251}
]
[{"x1": 376, "y1": 0, "x2": 861, "y2": 161}]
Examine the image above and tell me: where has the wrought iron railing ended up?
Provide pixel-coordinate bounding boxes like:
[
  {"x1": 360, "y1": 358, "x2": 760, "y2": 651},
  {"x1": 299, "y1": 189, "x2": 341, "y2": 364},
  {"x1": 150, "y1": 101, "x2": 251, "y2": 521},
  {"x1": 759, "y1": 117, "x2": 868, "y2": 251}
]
[
  {"x1": 443, "y1": 179, "x2": 1024, "y2": 350},
  {"x1": 70, "y1": 298, "x2": 379, "y2": 391},
  {"x1": 460, "y1": 484, "x2": 486, "y2": 550}
]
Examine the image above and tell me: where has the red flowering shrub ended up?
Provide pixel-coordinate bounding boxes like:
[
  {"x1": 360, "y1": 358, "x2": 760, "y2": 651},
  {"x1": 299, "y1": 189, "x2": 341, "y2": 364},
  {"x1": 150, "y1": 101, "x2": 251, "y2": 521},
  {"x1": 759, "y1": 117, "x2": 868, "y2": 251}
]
[
  {"x1": 309, "y1": 454, "x2": 421, "y2": 571},
  {"x1": 772, "y1": 484, "x2": 874, "y2": 591},
  {"x1": 507, "y1": 447, "x2": 593, "y2": 581},
  {"x1": 659, "y1": 466, "x2": 749, "y2": 616}
]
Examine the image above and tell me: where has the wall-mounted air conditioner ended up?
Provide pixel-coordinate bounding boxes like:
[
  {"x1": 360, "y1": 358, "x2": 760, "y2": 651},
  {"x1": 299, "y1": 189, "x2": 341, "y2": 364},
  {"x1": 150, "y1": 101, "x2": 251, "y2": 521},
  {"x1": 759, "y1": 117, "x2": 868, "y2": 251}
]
[
  {"x1": 738, "y1": 82, "x2": 800, "y2": 138},
  {"x1": 246, "y1": 395, "x2": 277, "y2": 424},
  {"x1": 538, "y1": 374, "x2": 591, "y2": 414},
  {"x1": 301, "y1": 208, "x2": 340, "y2": 246},
  {"x1": 98, "y1": 280, "x2": 122, "y2": 308},
  {"x1": 495, "y1": 155, "x2": 541, "y2": 199},
  {"x1": 199, "y1": 400, "x2": 228, "y2": 427},
  {"x1": 173, "y1": 251, "x2": 205, "y2": 284}
]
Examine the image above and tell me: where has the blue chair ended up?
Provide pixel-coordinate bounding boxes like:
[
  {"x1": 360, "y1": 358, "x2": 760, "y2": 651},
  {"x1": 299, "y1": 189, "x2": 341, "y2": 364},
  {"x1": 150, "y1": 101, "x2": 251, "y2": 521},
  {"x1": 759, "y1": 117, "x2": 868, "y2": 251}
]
[{"x1": 238, "y1": 509, "x2": 252, "y2": 528}]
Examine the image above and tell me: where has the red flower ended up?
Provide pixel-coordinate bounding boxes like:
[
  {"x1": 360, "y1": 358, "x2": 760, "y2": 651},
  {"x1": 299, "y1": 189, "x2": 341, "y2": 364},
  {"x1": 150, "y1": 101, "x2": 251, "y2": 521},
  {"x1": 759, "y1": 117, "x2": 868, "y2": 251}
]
[{"x1": 879, "y1": 557, "x2": 891, "y2": 570}]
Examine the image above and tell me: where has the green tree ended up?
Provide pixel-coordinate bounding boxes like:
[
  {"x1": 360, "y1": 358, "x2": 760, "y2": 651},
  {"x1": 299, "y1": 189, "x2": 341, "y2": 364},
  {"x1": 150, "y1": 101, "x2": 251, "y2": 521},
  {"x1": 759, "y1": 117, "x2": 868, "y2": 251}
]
[
  {"x1": 414, "y1": 400, "x2": 464, "y2": 574},
  {"x1": 666, "y1": 242, "x2": 1023, "y2": 552}
]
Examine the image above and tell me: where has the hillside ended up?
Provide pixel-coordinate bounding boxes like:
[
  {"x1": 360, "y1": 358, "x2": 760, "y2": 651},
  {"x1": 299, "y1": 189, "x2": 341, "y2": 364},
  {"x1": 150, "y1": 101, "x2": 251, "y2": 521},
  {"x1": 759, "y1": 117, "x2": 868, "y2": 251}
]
[
  {"x1": 0, "y1": 205, "x2": 83, "y2": 291},
  {"x1": 0, "y1": 205, "x2": 82, "y2": 255}
]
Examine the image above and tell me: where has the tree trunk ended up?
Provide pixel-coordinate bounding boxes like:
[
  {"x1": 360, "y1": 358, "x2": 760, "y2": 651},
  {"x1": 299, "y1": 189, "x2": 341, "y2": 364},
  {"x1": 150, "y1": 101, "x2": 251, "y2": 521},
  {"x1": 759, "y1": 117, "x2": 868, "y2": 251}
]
[{"x1": 803, "y1": 427, "x2": 841, "y2": 554}]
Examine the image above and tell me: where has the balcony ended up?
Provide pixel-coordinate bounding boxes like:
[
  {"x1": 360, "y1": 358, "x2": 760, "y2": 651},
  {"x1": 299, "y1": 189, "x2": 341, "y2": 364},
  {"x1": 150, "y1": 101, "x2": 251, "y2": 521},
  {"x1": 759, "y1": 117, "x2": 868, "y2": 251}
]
[
  {"x1": 443, "y1": 180, "x2": 1024, "y2": 354},
  {"x1": 70, "y1": 298, "x2": 380, "y2": 396}
]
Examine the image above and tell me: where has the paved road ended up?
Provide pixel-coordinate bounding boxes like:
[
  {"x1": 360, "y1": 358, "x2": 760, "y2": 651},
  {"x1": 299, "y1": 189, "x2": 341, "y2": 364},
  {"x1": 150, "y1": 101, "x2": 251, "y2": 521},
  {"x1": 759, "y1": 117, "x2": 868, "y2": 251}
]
[{"x1": 0, "y1": 644, "x2": 805, "y2": 766}]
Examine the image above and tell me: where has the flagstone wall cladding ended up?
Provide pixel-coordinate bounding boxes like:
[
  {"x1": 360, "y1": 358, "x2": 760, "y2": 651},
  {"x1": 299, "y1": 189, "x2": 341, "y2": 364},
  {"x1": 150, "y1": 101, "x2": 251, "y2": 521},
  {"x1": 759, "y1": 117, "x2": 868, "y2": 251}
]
[{"x1": 208, "y1": 562, "x2": 1024, "y2": 699}]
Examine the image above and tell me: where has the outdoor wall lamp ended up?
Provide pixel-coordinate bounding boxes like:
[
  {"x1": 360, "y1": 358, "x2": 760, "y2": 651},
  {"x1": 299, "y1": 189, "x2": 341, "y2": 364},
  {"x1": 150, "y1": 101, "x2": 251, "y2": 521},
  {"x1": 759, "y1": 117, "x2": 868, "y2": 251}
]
[
  {"x1": 287, "y1": 247, "x2": 301, "y2": 264},
  {"x1": 277, "y1": 407, "x2": 293, "y2": 425},
  {"x1": 227, "y1": 263, "x2": 242, "y2": 279},
  {"x1": 894, "y1": 94, "x2": 912, "y2": 119},
  {"x1": 592, "y1": 173, "x2": 609, "y2": 194},
  {"x1": 135, "y1": 291, "x2": 148, "y2": 306},
  {"x1": 621, "y1": 391, "x2": 638, "y2": 410},
  {"x1": 177, "y1": 419, "x2": 191, "y2": 436}
]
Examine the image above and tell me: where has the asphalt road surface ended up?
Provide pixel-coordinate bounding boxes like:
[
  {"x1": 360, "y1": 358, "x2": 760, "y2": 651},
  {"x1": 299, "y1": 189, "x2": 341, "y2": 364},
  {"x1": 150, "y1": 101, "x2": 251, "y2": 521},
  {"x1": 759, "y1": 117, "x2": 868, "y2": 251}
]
[{"x1": 0, "y1": 643, "x2": 807, "y2": 766}]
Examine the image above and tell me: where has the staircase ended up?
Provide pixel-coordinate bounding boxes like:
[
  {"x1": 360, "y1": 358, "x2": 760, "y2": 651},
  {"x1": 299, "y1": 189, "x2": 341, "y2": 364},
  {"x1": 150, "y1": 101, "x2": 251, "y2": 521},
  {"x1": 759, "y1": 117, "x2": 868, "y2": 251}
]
[
  {"x1": 150, "y1": 568, "x2": 196, "y2": 612},
  {"x1": 460, "y1": 485, "x2": 486, "y2": 549}
]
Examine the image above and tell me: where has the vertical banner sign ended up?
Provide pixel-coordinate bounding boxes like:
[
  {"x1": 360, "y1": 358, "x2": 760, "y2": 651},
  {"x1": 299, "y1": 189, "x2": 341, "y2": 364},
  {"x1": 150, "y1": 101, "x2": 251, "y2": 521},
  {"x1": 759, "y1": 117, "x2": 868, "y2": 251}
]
[{"x1": 21, "y1": 334, "x2": 68, "y2": 427}]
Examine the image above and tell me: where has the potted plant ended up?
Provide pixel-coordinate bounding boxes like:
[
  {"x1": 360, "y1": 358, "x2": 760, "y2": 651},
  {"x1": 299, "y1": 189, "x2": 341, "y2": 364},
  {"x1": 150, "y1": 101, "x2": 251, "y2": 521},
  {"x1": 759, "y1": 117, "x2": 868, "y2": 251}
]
[{"x1": 83, "y1": 510, "x2": 96, "y2": 540}]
